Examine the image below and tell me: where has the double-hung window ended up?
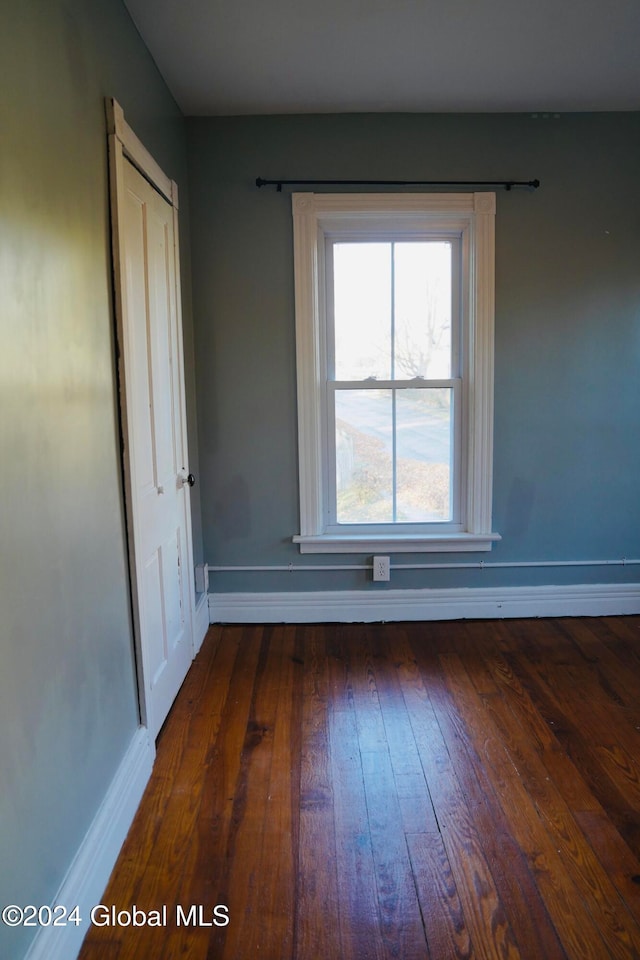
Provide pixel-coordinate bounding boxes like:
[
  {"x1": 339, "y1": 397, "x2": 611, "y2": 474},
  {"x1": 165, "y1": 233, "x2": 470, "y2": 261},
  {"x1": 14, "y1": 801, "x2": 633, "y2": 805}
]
[{"x1": 292, "y1": 192, "x2": 500, "y2": 553}]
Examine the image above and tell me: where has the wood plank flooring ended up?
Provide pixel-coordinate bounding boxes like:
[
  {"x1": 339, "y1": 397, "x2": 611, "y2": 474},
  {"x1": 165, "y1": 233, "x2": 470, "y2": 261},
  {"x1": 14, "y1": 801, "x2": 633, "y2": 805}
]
[{"x1": 79, "y1": 616, "x2": 640, "y2": 959}]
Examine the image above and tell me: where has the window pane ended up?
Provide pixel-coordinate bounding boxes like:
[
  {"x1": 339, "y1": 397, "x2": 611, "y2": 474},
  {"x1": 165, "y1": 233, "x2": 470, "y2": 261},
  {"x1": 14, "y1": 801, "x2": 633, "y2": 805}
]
[
  {"x1": 394, "y1": 242, "x2": 452, "y2": 379},
  {"x1": 333, "y1": 243, "x2": 391, "y2": 380},
  {"x1": 335, "y1": 390, "x2": 393, "y2": 523},
  {"x1": 396, "y1": 389, "x2": 451, "y2": 521}
]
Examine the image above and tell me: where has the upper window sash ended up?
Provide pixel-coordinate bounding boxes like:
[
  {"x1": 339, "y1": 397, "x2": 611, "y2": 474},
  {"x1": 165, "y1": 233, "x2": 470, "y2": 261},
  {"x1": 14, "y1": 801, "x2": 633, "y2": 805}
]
[
  {"x1": 292, "y1": 192, "x2": 500, "y2": 554},
  {"x1": 325, "y1": 234, "x2": 462, "y2": 383}
]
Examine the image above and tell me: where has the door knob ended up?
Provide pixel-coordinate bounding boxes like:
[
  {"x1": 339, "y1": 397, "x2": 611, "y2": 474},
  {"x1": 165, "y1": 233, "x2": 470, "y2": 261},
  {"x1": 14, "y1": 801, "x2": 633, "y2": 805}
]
[{"x1": 180, "y1": 472, "x2": 196, "y2": 487}]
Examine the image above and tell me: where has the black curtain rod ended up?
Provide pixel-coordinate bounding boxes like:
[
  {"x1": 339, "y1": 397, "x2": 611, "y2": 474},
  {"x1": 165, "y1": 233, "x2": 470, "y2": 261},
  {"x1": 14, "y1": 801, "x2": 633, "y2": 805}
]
[{"x1": 256, "y1": 177, "x2": 540, "y2": 192}]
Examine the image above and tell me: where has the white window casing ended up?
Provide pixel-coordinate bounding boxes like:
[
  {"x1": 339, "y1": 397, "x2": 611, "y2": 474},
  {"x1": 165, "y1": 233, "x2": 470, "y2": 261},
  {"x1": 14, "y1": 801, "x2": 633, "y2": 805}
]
[{"x1": 291, "y1": 192, "x2": 501, "y2": 554}]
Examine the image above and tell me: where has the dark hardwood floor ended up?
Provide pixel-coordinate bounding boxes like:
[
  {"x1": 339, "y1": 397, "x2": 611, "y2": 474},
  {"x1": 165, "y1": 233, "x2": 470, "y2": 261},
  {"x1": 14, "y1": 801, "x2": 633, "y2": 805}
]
[{"x1": 79, "y1": 616, "x2": 640, "y2": 959}]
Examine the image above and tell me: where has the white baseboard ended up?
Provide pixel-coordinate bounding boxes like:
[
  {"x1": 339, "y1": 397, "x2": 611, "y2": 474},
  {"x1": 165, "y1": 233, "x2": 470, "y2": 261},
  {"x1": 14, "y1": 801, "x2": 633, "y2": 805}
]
[
  {"x1": 209, "y1": 583, "x2": 640, "y2": 624},
  {"x1": 194, "y1": 592, "x2": 210, "y2": 655},
  {"x1": 25, "y1": 727, "x2": 154, "y2": 960}
]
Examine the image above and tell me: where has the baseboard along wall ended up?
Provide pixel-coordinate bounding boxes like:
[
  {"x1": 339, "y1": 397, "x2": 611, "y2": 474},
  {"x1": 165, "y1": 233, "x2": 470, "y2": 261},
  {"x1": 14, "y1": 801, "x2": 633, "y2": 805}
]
[
  {"x1": 208, "y1": 583, "x2": 640, "y2": 624},
  {"x1": 194, "y1": 591, "x2": 210, "y2": 655},
  {"x1": 21, "y1": 593, "x2": 230, "y2": 960},
  {"x1": 24, "y1": 727, "x2": 154, "y2": 960}
]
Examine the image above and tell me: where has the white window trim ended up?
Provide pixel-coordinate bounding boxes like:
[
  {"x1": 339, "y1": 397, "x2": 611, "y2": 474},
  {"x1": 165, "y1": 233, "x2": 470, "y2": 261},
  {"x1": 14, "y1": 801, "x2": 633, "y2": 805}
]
[{"x1": 291, "y1": 192, "x2": 500, "y2": 554}]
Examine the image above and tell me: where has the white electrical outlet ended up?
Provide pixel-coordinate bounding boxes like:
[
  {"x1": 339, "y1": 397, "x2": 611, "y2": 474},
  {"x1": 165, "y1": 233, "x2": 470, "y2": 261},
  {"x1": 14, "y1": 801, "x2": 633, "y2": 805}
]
[{"x1": 372, "y1": 555, "x2": 390, "y2": 581}]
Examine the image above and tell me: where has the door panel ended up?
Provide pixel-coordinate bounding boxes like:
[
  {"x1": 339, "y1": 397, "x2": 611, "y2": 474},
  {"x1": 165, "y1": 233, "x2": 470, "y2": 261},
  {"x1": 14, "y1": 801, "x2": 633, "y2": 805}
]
[{"x1": 121, "y1": 157, "x2": 193, "y2": 739}]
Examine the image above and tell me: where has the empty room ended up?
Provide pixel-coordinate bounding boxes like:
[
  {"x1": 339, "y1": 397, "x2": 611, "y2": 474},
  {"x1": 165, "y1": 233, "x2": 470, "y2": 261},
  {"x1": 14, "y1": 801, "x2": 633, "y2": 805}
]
[{"x1": 1, "y1": 1, "x2": 640, "y2": 958}]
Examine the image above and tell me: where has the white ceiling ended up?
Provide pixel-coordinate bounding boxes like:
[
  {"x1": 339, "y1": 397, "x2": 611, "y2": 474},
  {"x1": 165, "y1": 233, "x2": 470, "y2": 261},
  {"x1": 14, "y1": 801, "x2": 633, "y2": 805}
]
[{"x1": 123, "y1": 0, "x2": 640, "y2": 116}]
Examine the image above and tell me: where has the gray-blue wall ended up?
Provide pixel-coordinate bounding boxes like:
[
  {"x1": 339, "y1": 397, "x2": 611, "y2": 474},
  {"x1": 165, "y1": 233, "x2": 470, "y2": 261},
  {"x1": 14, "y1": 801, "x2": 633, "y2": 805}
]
[
  {"x1": 0, "y1": 2, "x2": 201, "y2": 957},
  {"x1": 187, "y1": 112, "x2": 640, "y2": 593}
]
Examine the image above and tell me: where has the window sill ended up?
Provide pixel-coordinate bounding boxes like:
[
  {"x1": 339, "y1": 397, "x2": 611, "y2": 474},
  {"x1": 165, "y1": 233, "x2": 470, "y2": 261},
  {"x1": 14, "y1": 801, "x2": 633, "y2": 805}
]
[{"x1": 292, "y1": 533, "x2": 502, "y2": 554}]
